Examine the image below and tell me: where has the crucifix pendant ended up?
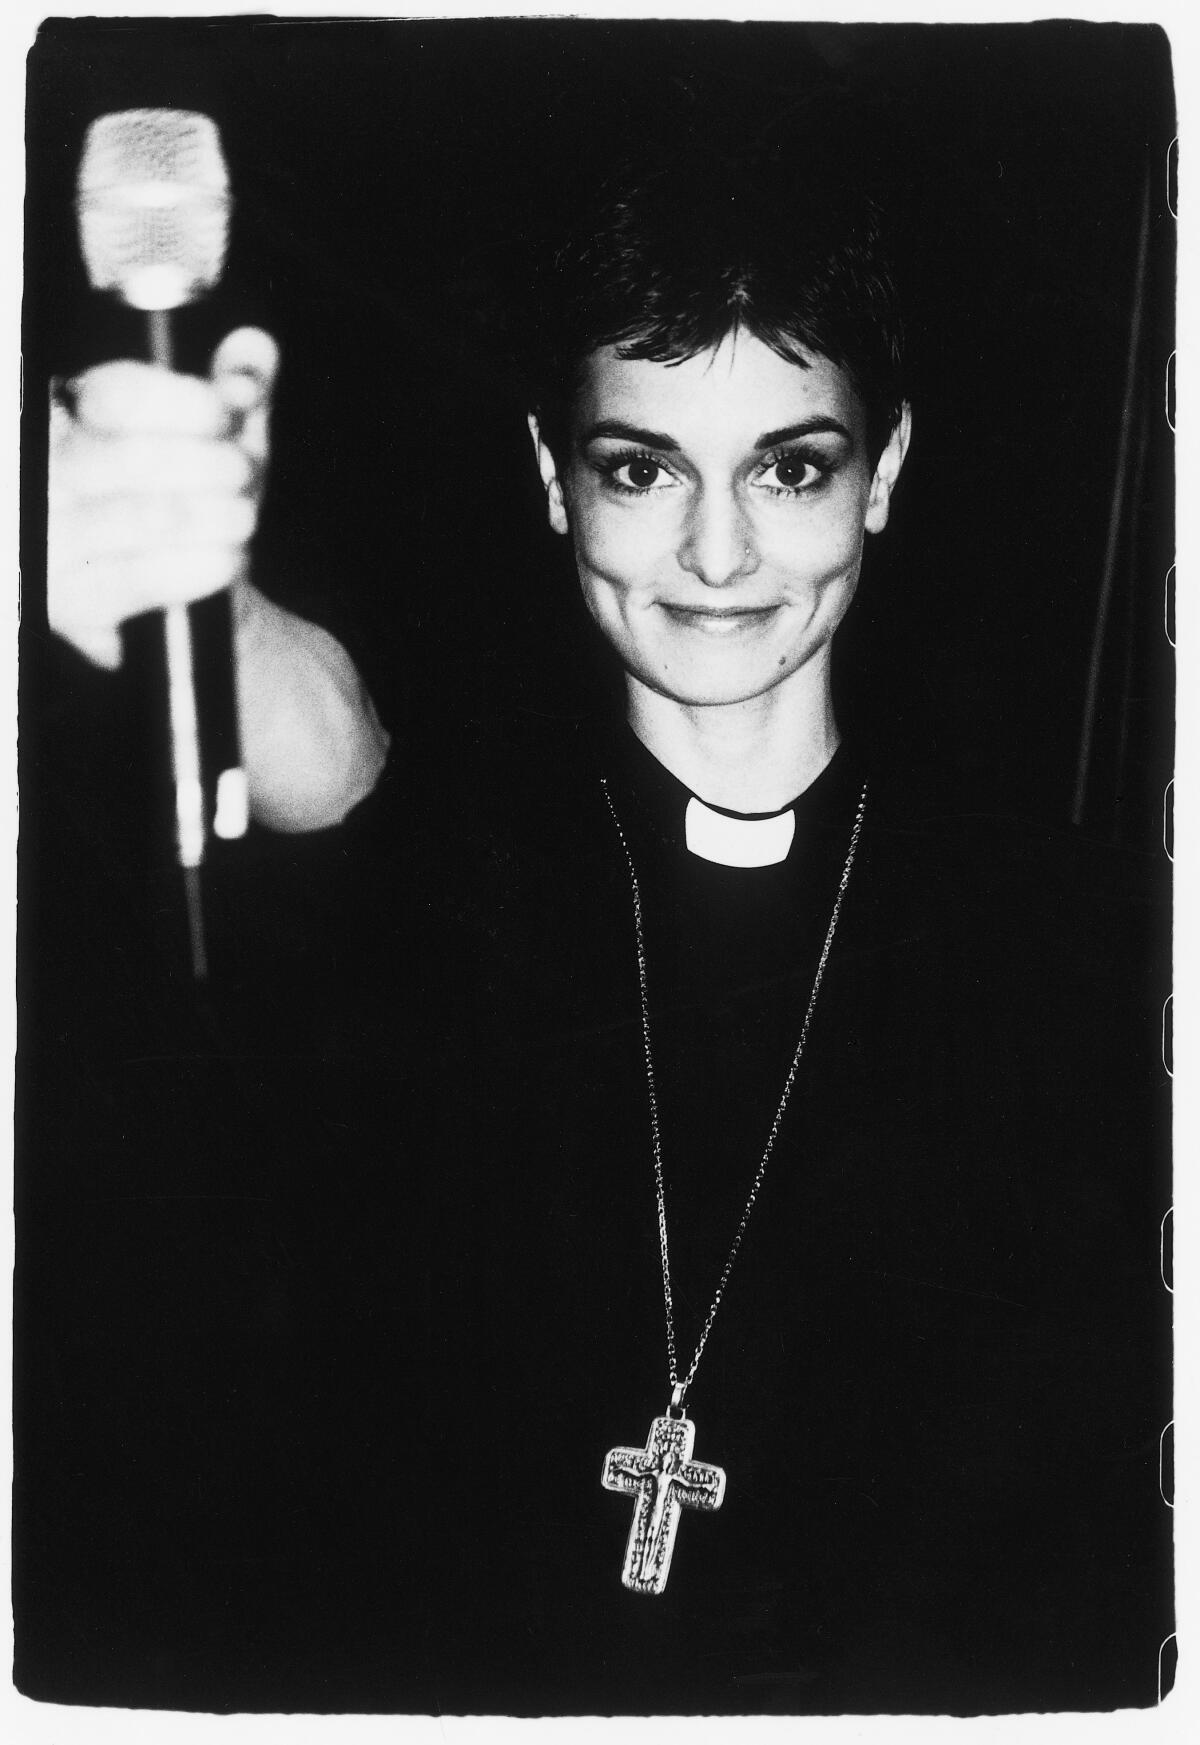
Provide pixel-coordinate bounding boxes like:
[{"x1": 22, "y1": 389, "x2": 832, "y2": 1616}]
[{"x1": 602, "y1": 1413, "x2": 726, "y2": 1594}]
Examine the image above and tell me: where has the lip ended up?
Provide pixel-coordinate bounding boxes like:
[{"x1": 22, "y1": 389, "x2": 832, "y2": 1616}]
[{"x1": 659, "y1": 604, "x2": 781, "y2": 634}]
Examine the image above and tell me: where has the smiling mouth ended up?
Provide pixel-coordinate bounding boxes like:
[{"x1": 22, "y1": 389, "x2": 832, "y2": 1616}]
[{"x1": 660, "y1": 604, "x2": 781, "y2": 633}]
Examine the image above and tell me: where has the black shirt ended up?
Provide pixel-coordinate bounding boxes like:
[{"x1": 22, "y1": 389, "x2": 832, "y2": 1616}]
[{"x1": 16, "y1": 709, "x2": 1171, "y2": 1714}]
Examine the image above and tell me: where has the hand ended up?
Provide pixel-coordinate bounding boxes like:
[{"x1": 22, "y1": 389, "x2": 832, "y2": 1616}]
[{"x1": 47, "y1": 328, "x2": 279, "y2": 668}]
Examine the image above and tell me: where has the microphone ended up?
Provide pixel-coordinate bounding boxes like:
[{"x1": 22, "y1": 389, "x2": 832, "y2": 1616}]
[{"x1": 76, "y1": 109, "x2": 249, "y2": 978}]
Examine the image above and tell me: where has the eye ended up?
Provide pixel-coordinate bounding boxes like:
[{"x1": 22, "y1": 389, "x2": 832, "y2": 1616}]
[
  {"x1": 621, "y1": 457, "x2": 663, "y2": 490},
  {"x1": 595, "y1": 449, "x2": 679, "y2": 494},
  {"x1": 756, "y1": 450, "x2": 829, "y2": 495}
]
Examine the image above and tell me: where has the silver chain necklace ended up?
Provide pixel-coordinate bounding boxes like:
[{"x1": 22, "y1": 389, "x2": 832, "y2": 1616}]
[{"x1": 599, "y1": 773, "x2": 869, "y2": 1594}]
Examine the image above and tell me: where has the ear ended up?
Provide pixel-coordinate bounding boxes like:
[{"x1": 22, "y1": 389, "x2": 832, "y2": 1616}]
[
  {"x1": 864, "y1": 403, "x2": 912, "y2": 535},
  {"x1": 527, "y1": 413, "x2": 570, "y2": 537}
]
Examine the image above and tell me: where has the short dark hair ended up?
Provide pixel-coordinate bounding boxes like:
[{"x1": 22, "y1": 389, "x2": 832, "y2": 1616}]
[{"x1": 526, "y1": 141, "x2": 907, "y2": 466}]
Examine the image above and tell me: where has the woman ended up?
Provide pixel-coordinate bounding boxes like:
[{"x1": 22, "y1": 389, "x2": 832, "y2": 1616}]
[{"x1": 29, "y1": 140, "x2": 1167, "y2": 1715}]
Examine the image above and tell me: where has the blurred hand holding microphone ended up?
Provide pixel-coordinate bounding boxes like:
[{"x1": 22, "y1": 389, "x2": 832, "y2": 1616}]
[{"x1": 49, "y1": 109, "x2": 277, "y2": 975}]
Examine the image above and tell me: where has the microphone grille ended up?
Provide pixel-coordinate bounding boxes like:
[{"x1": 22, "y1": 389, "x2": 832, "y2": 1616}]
[{"x1": 77, "y1": 109, "x2": 231, "y2": 311}]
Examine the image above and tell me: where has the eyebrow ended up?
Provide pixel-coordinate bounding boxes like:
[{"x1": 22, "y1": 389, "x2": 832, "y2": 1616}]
[
  {"x1": 755, "y1": 418, "x2": 853, "y2": 448},
  {"x1": 579, "y1": 419, "x2": 680, "y2": 450},
  {"x1": 578, "y1": 416, "x2": 853, "y2": 450}
]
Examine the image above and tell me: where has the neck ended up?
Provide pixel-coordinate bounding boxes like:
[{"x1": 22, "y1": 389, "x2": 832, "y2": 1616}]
[{"x1": 626, "y1": 664, "x2": 841, "y2": 812}]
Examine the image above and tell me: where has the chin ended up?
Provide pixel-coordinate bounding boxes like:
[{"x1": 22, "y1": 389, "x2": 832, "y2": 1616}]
[{"x1": 637, "y1": 662, "x2": 807, "y2": 711}]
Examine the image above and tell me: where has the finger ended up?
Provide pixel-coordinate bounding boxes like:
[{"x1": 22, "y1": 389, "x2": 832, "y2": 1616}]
[
  {"x1": 53, "y1": 623, "x2": 125, "y2": 671},
  {"x1": 211, "y1": 328, "x2": 279, "y2": 467},
  {"x1": 69, "y1": 361, "x2": 232, "y2": 438},
  {"x1": 56, "y1": 491, "x2": 259, "y2": 560},
  {"x1": 59, "y1": 432, "x2": 255, "y2": 501},
  {"x1": 210, "y1": 327, "x2": 280, "y2": 407},
  {"x1": 51, "y1": 546, "x2": 247, "y2": 624}
]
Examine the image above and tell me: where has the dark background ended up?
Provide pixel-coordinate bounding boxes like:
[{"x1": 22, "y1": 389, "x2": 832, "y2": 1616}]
[{"x1": 17, "y1": 15, "x2": 1176, "y2": 1714}]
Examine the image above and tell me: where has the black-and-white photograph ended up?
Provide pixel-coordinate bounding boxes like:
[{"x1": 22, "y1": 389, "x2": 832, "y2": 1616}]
[{"x1": 16, "y1": 9, "x2": 1176, "y2": 1718}]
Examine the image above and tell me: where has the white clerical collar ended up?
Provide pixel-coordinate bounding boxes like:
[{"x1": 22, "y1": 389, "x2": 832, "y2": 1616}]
[{"x1": 684, "y1": 795, "x2": 796, "y2": 867}]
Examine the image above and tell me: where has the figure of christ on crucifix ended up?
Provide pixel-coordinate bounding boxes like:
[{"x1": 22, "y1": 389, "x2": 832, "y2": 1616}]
[{"x1": 603, "y1": 1416, "x2": 727, "y2": 1595}]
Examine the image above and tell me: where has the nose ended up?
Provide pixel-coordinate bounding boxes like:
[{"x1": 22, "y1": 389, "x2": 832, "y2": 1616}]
[{"x1": 677, "y1": 485, "x2": 759, "y2": 589}]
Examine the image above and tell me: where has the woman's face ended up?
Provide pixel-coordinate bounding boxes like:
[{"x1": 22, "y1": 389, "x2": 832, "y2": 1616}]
[{"x1": 531, "y1": 331, "x2": 908, "y2": 712}]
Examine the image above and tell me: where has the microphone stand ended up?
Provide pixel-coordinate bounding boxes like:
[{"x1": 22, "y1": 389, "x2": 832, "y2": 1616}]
[{"x1": 148, "y1": 307, "x2": 208, "y2": 979}]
